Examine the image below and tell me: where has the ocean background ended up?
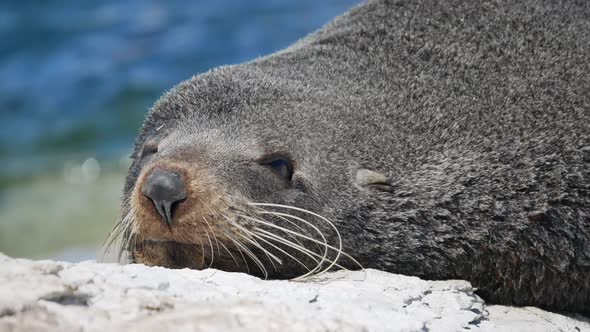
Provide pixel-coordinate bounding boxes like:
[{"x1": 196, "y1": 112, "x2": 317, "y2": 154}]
[{"x1": 0, "y1": 0, "x2": 359, "y2": 261}]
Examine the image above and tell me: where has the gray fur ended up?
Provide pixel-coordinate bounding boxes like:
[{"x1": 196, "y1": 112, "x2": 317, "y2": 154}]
[{"x1": 125, "y1": 0, "x2": 590, "y2": 313}]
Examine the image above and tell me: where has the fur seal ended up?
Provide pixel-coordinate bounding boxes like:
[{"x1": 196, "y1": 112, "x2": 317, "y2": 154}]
[{"x1": 106, "y1": 0, "x2": 590, "y2": 313}]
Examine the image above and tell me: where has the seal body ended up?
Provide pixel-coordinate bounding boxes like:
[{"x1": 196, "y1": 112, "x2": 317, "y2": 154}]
[{"x1": 113, "y1": 0, "x2": 590, "y2": 313}]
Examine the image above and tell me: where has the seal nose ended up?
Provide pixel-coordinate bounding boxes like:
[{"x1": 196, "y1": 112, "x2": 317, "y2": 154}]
[{"x1": 141, "y1": 169, "x2": 187, "y2": 225}]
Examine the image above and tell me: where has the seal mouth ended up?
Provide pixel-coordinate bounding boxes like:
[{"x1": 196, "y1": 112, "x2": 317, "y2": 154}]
[
  {"x1": 137, "y1": 236, "x2": 200, "y2": 251},
  {"x1": 144, "y1": 238, "x2": 184, "y2": 245},
  {"x1": 132, "y1": 239, "x2": 204, "y2": 270}
]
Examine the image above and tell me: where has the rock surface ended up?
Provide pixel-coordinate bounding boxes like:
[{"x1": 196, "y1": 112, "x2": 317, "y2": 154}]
[{"x1": 0, "y1": 253, "x2": 588, "y2": 332}]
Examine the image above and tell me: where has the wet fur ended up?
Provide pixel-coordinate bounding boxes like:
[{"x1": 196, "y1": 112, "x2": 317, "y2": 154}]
[{"x1": 122, "y1": 0, "x2": 590, "y2": 313}]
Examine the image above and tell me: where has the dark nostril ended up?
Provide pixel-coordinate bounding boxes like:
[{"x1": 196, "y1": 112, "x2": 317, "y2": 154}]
[{"x1": 141, "y1": 169, "x2": 187, "y2": 225}]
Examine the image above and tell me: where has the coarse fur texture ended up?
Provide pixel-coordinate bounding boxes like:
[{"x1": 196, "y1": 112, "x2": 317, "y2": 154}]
[{"x1": 111, "y1": 0, "x2": 590, "y2": 314}]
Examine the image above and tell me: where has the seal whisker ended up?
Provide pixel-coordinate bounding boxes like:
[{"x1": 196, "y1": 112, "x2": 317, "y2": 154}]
[
  {"x1": 244, "y1": 212, "x2": 328, "y2": 276},
  {"x1": 197, "y1": 236, "x2": 206, "y2": 269},
  {"x1": 202, "y1": 217, "x2": 221, "y2": 257},
  {"x1": 236, "y1": 212, "x2": 323, "y2": 269},
  {"x1": 239, "y1": 234, "x2": 282, "y2": 270},
  {"x1": 253, "y1": 229, "x2": 346, "y2": 271},
  {"x1": 224, "y1": 231, "x2": 268, "y2": 278},
  {"x1": 245, "y1": 214, "x2": 363, "y2": 274},
  {"x1": 249, "y1": 203, "x2": 345, "y2": 277},
  {"x1": 223, "y1": 217, "x2": 282, "y2": 269},
  {"x1": 237, "y1": 240, "x2": 268, "y2": 279},
  {"x1": 252, "y1": 229, "x2": 350, "y2": 280},
  {"x1": 253, "y1": 210, "x2": 326, "y2": 264},
  {"x1": 238, "y1": 213, "x2": 329, "y2": 274},
  {"x1": 130, "y1": 231, "x2": 139, "y2": 263},
  {"x1": 224, "y1": 232, "x2": 250, "y2": 274},
  {"x1": 235, "y1": 215, "x2": 313, "y2": 273},
  {"x1": 218, "y1": 241, "x2": 240, "y2": 269},
  {"x1": 203, "y1": 229, "x2": 215, "y2": 268},
  {"x1": 103, "y1": 221, "x2": 123, "y2": 250},
  {"x1": 185, "y1": 213, "x2": 207, "y2": 267},
  {"x1": 102, "y1": 223, "x2": 124, "y2": 260},
  {"x1": 119, "y1": 212, "x2": 136, "y2": 262},
  {"x1": 252, "y1": 208, "x2": 319, "y2": 252},
  {"x1": 103, "y1": 206, "x2": 135, "y2": 262}
]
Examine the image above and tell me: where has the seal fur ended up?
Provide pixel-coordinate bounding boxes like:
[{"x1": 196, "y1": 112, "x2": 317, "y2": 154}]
[{"x1": 108, "y1": 0, "x2": 590, "y2": 313}]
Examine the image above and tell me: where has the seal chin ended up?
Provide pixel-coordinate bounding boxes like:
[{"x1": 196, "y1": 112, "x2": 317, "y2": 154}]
[
  {"x1": 133, "y1": 239, "x2": 203, "y2": 269},
  {"x1": 133, "y1": 237, "x2": 255, "y2": 274}
]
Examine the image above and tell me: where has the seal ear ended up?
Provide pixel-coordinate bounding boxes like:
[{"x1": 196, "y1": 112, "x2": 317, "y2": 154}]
[{"x1": 355, "y1": 169, "x2": 393, "y2": 192}]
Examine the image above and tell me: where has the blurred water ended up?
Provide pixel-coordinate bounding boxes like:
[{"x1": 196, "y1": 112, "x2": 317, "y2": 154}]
[
  {"x1": 0, "y1": 0, "x2": 359, "y2": 260},
  {"x1": 0, "y1": 0, "x2": 359, "y2": 179}
]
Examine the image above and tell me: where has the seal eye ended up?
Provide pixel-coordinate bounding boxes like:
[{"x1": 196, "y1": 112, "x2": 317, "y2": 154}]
[
  {"x1": 140, "y1": 140, "x2": 159, "y2": 158},
  {"x1": 263, "y1": 159, "x2": 293, "y2": 181}
]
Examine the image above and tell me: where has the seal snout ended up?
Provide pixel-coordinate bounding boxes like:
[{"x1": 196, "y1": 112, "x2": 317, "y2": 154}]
[{"x1": 141, "y1": 168, "x2": 187, "y2": 226}]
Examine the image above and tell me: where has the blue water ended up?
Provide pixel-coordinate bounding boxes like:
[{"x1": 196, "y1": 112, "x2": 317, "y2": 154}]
[{"x1": 0, "y1": 0, "x2": 359, "y2": 179}]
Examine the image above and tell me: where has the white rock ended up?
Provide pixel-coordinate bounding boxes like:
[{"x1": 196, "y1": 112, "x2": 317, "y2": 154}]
[{"x1": 0, "y1": 253, "x2": 587, "y2": 332}]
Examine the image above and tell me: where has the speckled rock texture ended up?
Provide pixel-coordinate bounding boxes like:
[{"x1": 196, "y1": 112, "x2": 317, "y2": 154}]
[{"x1": 0, "y1": 254, "x2": 587, "y2": 332}]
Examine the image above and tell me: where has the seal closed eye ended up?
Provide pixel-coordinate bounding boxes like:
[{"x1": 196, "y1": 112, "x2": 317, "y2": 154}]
[{"x1": 105, "y1": 0, "x2": 590, "y2": 314}]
